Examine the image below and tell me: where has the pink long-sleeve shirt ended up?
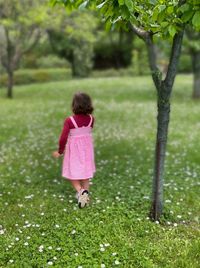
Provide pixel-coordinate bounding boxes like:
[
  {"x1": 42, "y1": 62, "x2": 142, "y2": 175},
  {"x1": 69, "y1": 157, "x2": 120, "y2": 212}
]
[{"x1": 58, "y1": 114, "x2": 94, "y2": 154}]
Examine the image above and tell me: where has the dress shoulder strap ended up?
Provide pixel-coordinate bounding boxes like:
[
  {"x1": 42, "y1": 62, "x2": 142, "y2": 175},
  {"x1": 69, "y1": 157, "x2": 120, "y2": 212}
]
[
  {"x1": 88, "y1": 115, "x2": 93, "y2": 127},
  {"x1": 70, "y1": 116, "x2": 78, "y2": 128}
]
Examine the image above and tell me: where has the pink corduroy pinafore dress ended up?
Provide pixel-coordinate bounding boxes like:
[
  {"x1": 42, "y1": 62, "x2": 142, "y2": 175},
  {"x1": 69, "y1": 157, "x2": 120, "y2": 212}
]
[{"x1": 62, "y1": 115, "x2": 96, "y2": 180}]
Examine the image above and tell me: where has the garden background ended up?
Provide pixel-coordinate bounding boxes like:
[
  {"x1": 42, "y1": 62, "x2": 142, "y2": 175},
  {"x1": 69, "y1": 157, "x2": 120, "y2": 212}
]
[{"x1": 0, "y1": 0, "x2": 199, "y2": 267}]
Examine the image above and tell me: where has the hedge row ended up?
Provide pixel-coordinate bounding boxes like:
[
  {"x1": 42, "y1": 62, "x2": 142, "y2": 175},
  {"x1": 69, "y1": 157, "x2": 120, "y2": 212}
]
[
  {"x1": 91, "y1": 67, "x2": 150, "y2": 78},
  {"x1": 0, "y1": 68, "x2": 71, "y2": 87}
]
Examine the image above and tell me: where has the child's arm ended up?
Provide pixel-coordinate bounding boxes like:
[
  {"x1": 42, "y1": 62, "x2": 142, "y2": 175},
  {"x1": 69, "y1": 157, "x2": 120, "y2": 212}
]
[
  {"x1": 52, "y1": 151, "x2": 61, "y2": 158},
  {"x1": 52, "y1": 118, "x2": 70, "y2": 158},
  {"x1": 91, "y1": 116, "x2": 95, "y2": 128}
]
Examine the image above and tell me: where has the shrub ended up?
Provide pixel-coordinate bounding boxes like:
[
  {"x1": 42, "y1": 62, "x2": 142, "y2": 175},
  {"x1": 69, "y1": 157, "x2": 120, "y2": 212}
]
[
  {"x1": 0, "y1": 68, "x2": 71, "y2": 87},
  {"x1": 20, "y1": 53, "x2": 38, "y2": 69},
  {"x1": 91, "y1": 67, "x2": 141, "y2": 78},
  {"x1": 36, "y1": 55, "x2": 70, "y2": 69},
  {"x1": 72, "y1": 42, "x2": 94, "y2": 77}
]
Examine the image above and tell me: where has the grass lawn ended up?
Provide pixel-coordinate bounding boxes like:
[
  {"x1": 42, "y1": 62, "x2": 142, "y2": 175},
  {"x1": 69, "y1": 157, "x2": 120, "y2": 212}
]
[{"x1": 0, "y1": 75, "x2": 199, "y2": 267}]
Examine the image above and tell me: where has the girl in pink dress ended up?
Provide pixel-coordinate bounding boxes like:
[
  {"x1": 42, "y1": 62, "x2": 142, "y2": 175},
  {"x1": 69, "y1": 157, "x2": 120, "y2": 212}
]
[{"x1": 53, "y1": 92, "x2": 96, "y2": 208}]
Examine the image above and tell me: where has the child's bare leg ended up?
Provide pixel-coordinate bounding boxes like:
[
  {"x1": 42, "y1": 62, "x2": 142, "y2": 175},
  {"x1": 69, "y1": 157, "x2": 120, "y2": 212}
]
[
  {"x1": 70, "y1": 180, "x2": 82, "y2": 192},
  {"x1": 81, "y1": 179, "x2": 90, "y2": 191}
]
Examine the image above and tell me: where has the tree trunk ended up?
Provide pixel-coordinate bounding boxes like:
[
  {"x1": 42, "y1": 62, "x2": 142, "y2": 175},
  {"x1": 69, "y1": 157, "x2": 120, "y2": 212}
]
[
  {"x1": 130, "y1": 24, "x2": 184, "y2": 220},
  {"x1": 191, "y1": 50, "x2": 200, "y2": 99},
  {"x1": 151, "y1": 84, "x2": 171, "y2": 220},
  {"x1": 150, "y1": 32, "x2": 184, "y2": 220},
  {"x1": 7, "y1": 71, "x2": 13, "y2": 98}
]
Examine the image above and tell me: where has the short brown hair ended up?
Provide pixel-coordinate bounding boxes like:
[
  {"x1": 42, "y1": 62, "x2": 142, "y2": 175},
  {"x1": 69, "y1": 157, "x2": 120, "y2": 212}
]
[{"x1": 72, "y1": 92, "x2": 94, "y2": 115}]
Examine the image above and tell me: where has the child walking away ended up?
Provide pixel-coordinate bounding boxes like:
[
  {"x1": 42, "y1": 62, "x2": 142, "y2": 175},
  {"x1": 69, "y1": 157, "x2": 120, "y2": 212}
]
[{"x1": 53, "y1": 92, "x2": 96, "y2": 208}]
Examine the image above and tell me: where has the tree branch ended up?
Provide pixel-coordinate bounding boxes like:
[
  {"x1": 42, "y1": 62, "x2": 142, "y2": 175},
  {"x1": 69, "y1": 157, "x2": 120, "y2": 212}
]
[
  {"x1": 130, "y1": 24, "x2": 149, "y2": 41},
  {"x1": 22, "y1": 29, "x2": 41, "y2": 54},
  {"x1": 130, "y1": 23, "x2": 162, "y2": 89},
  {"x1": 163, "y1": 0, "x2": 185, "y2": 88},
  {"x1": 11, "y1": 46, "x2": 22, "y2": 70},
  {"x1": 164, "y1": 30, "x2": 184, "y2": 88}
]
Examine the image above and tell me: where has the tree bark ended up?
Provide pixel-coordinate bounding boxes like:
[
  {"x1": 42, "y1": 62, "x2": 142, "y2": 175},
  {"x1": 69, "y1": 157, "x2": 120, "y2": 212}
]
[
  {"x1": 191, "y1": 50, "x2": 200, "y2": 99},
  {"x1": 151, "y1": 83, "x2": 171, "y2": 220},
  {"x1": 7, "y1": 70, "x2": 13, "y2": 98}
]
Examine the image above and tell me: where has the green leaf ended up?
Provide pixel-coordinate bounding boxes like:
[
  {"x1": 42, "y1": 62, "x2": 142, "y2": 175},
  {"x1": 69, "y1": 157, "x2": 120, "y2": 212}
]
[
  {"x1": 149, "y1": 0, "x2": 157, "y2": 5},
  {"x1": 161, "y1": 22, "x2": 169, "y2": 28},
  {"x1": 105, "y1": 19, "x2": 112, "y2": 31},
  {"x1": 79, "y1": 1, "x2": 88, "y2": 10},
  {"x1": 167, "y1": 6, "x2": 174, "y2": 14},
  {"x1": 192, "y1": 11, "x2": 200, "y2": 28},
  {"x1": 157, "y1": 10, "x2": 165, "y2": 23},
  {"x1": 97, "y1": 1, "x2": 106, "y2": 9},
  {"x1": 130, "y1": 14, "x2": 137, "y2": 24},
  {"x1": 112, "y1": 16, "x2": 122, "y2": 24},
  {"x1": 49, "y1": 0, "x2": 58, "y2": 7},
  {"x1": 121, "y1": 5, "x2": 130, "y2": 19},
  {"x1": 118, "y1": 0, "x2": 124, "y2": 5},
  {"x1": 182, "y1": 10, "x2": 195, "y2": 23},
  {"x1": 168, "y1": 25, "x2": 176, "y2": 38},
  {"x1": 158, "y1": 5, "x2": 166, "y2": 12},
  {"x1": 152, "y1": 7, "x2": 158, "y2": 21},
  {"x1": 125, "y1": 0, "x2": 133, "y2": 12},
  {"x1": 179, "y1": 3, "x2": 190, "y2": 13}
]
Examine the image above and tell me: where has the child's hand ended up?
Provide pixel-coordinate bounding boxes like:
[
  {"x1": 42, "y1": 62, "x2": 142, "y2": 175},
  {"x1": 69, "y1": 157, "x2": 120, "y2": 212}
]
[{"x1": 52, "y1": 151, "x2": 61, "y2": 158}]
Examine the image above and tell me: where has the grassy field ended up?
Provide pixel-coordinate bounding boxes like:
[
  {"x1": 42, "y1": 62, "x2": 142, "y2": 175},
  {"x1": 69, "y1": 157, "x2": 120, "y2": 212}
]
[{"x1": 0, "y1": 75, "x2": 199, "y2": 267}]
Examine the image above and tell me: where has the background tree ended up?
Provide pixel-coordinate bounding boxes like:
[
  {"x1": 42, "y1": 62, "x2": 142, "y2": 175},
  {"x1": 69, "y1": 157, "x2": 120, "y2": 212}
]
[
  {"x1": 185, "y1": 30, "x2": 200, "y2": 99},
  {"x1": 51, "y1": 0, "x2": 200, "y2": 220},
  {"x1": 94, "y1": 28, "x2": 134, "y2": 70},
  {"x1": 47, "y1": 10, "x2": 98, "y2": 77},
  {"x1": 47, "y1": 9, "x2": 134, "y2": 76},
  {"x1": 19, "y1": 34, "x2": 55, "y2": 69},
  {"x1": 0, "y1": 0, "x2": 47, "y2": 98}
]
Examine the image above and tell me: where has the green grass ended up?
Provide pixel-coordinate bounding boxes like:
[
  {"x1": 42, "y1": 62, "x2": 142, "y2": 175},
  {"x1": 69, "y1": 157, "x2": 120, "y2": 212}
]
[{"x1": 0, "y1": 75, "x2": 199, "y2": 267}]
